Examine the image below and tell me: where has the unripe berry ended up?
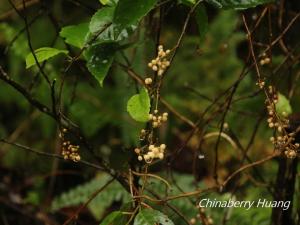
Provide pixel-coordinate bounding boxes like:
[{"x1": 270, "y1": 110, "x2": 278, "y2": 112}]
[{"x1": 134, "y1": 148, "x2": 140, "y2": 154}]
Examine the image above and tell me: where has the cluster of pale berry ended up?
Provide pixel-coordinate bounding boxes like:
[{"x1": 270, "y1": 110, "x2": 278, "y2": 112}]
[
  {"x1": 266, "y1": 86, "x2": 299, "y2": 159},
  {"x1": 256, "y1": 79, "x2": 265, "y2": 89},
  {"x1": 59, "y1": 128, "x2": 81, "y2": 162},
  {"x1": 135, "y1": 144, "x2": 166, "y2": 163},
  {"x1": 190, "y1": 207, "x2": 213, "y2": 225},
  {"x1": 270, "y1": 135, "x2": 299, "y2": 159},
  {"x1": 134, "y1": 45, "x2": 171, "y2": 164},
  {"x1": 149, "y1": 110, "x2": 168, "y2": 128},
  {"x1": 260, "y1": 53, "x2": 271, "y2": 66},
  {"x1": 147, "y1": 45, "x2": 171, "y2": 76}
]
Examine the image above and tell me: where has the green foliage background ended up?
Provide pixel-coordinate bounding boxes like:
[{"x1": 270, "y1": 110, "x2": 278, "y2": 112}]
[{"x1": 0, "y1": 0, "x2": 299, "y2": 224}]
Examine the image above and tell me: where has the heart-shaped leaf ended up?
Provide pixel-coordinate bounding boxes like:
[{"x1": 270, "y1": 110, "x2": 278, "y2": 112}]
[
  {"x1": 60, "y1": 23, "x2": 89, "y2": 48},
  {"x1": 127, "y1": 88, "x2": 151, "y2": 122},
  {"x1": 275, "y1": 93, "x2": 292, "y2": 116}
]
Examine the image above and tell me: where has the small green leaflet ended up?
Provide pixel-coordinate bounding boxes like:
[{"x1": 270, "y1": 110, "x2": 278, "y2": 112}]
[
  {"x1": 205, "y1": 0, "x2": 273, "y2": 9},
  {"x1": 85, "y1": 42, "x2": 118, "y2": 87},
  {"x1": 25, "y1": 47, "x2": 68, "y2": 69},
  {"x1": 60, "y1": 23, "x2": 89, "y2": 48},
  {"x1": 275, "y1": 93, "x2": 292, "y2": 116},
  {"x1": 99, "y1": 211, "x2": 124, "y2": 225},
  {"x1": 127, "y1": 88, "x2": 151, "y2": 122},
  {"x1": 113, "y1": 0, "x2": 158, "y2": 31},
  {"x1": 134, "y1": 208, "x2": 174, "y2": 225}
]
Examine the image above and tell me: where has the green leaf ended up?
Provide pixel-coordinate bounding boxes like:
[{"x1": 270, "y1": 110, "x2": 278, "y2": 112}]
[
  {"x1": 113, "y1": 0, "x2": 157, "y2": 30},
  {"x1": 179, "y1": 0, "x2": 196, "y2": 5},
  {"x1": 85, "y1": 42, "x2": 118, "y2": 86},
  {"x1": 90, "y1": 7, "x2": 114, "y2": 35},
  {"x1": 25, "y1": 47, "x2": 68, "y2": 69},
  {"x1": 275, "y1": 93, "x2": 292, "y2": 116},
  {"x1": 100, "y1": 0, "x2": 118, "y2": 6},
  {"x1": 205, "y1": 0, "x2": 273, "y2": 9},
  {"x1": 134, "y1": 208, "x2": 174, "y2": 225},
  {"x1": 127, "y1": 88, "x2": 151, "y2": 122},
  {"x1": 195, "y1": 3, "x2": 208, "y2": 41},
  {"x1": 100, "y1": 211, "x2": 124, "y2": 225},
  {"x1": 60, "y1": 23, "x2": 89, "y2": 48},
  {"x1": 89, "y1": 7, "x2": 137, "y2": 42}
]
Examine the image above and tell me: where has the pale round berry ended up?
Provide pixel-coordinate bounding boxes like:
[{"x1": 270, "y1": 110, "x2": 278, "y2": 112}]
[
  {"x1": 160, "y1": 144, "x2": 166, "y2": 150},
  {"x1": 149, "y1": 145, "x2": 155, "y2": 150},
  {"x1": 74, "y1": 155, "x2": 81, "y2": 162},
  {"x1": 145, "y1": 78, "x2": 153, "y2": 85},
  {"x1": 149, "y1": 114, "x2": 153, "y2": 120},
  {"x1": 153, "y1": 122, "x2": 159, "y2": 128},
  {"x1": 152, "y1": 147, "x2": 159, "y2": 154},
  {"x1": 158, "y1": 153, "x2": 164, "y2": 159},
  {"x1": 190, "y1": 218, "x2": 196, "y2": 225},
  {"x1": 158, "y1": 70, "x2": 164, "y2": 76},
  {"x1": 148, "y1": 152, "x2": 154, "y2": 158},
  {"x1": 264, "y1": 57, "x2": 271, "y2": 64},
  {"x1": 144, "y1": 154, "x2": 150, "y2": 161}
]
